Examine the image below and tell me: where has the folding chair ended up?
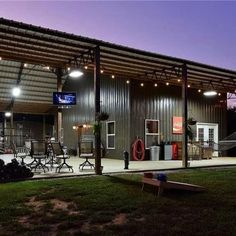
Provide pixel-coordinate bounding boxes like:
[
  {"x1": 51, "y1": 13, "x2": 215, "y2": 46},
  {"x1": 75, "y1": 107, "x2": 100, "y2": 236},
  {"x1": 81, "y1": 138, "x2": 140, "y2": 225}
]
[
  {"x1": 30, "y1": 140, "x2": 49, "y2": 173},
  {"x1": 11, "y1": 142, "x2": 30, "y2": 166},
  {"x1": 51, "y1": 142, "x2": 73, "y2": 173},
  {"x1": 79, "y1": 141, "x2": 95, "y2": 170}
]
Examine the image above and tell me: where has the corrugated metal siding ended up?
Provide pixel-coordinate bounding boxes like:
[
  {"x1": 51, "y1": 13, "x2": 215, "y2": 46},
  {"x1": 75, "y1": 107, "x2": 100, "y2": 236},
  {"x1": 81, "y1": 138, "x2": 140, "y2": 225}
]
[
  {"x1": 62, "y1": 74, "x2": 226, "y2": 158},
  {"x1": 130, "y1": 82, "x2": 227, "y2": 145},
  {"x1": 62, "y1": 72, "x2": 130, "y2": 159}
]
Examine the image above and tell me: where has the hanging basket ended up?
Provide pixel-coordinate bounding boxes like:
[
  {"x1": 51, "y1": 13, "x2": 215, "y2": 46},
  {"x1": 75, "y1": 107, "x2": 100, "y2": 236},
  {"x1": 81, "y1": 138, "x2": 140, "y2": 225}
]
[{"x1": 187, "y1": 118, "x2": 197, "y2": 126}]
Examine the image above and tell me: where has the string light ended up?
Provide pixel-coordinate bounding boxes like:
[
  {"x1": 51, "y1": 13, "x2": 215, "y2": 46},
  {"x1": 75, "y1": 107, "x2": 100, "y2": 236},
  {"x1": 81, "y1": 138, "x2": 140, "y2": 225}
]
[
  {"x1": 0, "y1": 57, "x2": 2, "y2": 60},
  {"x1": 218, "y1": 93, "x2": 221, "y2": 96},
  {"x1": 154, "y1": 83, "x2": 158, "y2": 87},
  {"x1": 24, "y1": 63, "x2": 28, "y2": 67},
  {"x1": 100, "y1": 70, "x2": 104, "y2": 74},
  {"x1": 111, "y1": 75, "x2": 115, "y2": 79},
  {"x1": 140, "y1": 83, "x2": 144, "y2": 87},
  {"x1": 198, "y1": 89, "x2": 201, "y2": 93},
  {"x1": 177, "y1": 79, "x2": 181, "y2": 82},
  {"x1": 166, "y1": 82, "x2": 169, "y2": 86},
  {"x1": 188, "y1": 84, "x2": 191, "y2": 88},
  {"x1": 126, "y1": 80, "x2": 130, "y2": 84},
  {"x1": 84, "y1": 66, "x2": 88, "y2": 70}
]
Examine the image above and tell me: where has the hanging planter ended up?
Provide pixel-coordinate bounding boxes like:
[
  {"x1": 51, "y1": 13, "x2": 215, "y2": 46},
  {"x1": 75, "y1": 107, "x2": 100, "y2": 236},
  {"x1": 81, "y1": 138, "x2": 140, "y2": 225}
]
[
  {"x1": 97, "y1": 111, "x2": 109, "y2": 121},
  {"x1": 187, "y1": 117, "x2": 197, "y2": 126}
]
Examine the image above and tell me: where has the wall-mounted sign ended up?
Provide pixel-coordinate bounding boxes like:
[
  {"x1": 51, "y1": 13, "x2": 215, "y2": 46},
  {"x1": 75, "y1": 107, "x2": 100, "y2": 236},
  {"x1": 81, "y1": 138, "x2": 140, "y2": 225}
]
[{"x1": 173, "y1": 116, "x2": 183, "y2": 134}]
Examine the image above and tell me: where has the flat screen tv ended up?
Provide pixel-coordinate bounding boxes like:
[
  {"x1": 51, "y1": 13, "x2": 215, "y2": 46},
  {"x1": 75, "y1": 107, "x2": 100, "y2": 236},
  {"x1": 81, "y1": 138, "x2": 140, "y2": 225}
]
[{"x1": 53, "y1": 92, "x2": 77, "y2": 105}]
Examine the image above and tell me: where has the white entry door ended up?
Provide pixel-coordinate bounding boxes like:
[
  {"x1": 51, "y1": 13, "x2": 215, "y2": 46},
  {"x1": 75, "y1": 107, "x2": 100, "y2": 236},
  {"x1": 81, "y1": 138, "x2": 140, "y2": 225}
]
[{"x1": 196, "y1": 123, "x2": 219, "y2": 156}]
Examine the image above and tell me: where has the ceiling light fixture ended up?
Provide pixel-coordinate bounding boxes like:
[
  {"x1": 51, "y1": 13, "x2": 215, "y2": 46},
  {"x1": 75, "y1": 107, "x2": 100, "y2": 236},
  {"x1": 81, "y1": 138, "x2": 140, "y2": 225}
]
[
  {"x1": 203, "y1": 82, "x2": 217, "y2": 97},
  {"x1": 68, "y1": 68, "x2": 84, "y2": 78},
  {"x1": 84, "y1": 66, "x2": 88, "y2": 70},
  {"x1": 198, "y1": 89, "x2": 201, "y2": 93},
  {"x1": 12, "y1": 87, "x2": 21, "y2": 97},
  {"x1": 140, "y1": 83, "x2": 144, "y2": 87},
  {"x1": 166, "y1": 82, "x2": 169, "y2": 86},
  {"x1": 100, "y1": 70, "x2": 104, "y2": 74},
  {"x1": 5, "y1": 111, "x2": 11, "y2": 117},
  {"x1": 111, "y1": 75, "x2": 115, "y2": 79},
  {"x1": 126, "y1": 80, "x2": 130, "y2": 84},
  {"x1": 203, "y1": 90, "x2": 217, "y2": 96},
  {"x1": 154, "y1": 83, "x2": 158, "y2": 87}
]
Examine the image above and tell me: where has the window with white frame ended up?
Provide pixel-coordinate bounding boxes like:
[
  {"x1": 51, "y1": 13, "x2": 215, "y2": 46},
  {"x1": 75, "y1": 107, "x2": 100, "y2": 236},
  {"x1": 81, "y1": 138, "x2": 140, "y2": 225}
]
[{"x1": 106, "y1": 121, "x2": 115, "y2": 149}]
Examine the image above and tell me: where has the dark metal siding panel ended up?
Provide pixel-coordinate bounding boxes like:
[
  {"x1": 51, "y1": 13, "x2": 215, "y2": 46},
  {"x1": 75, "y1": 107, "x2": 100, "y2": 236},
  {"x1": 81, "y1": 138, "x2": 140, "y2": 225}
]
[
  {"x1": 62, "y1": 72, "x2": 130, "y2": 158},
  {"x1": 62, "y1": 73, "x2": 94, "y2": 149},
  {"x1": 62, "y1": 74, "x2": 226, "y2": 157},
  {"x1": 101, "y1": 76, "x2": 130, "y2": 159},
  {"x1": 130, "y1": 82, "x2": 227, "y2": 146}
]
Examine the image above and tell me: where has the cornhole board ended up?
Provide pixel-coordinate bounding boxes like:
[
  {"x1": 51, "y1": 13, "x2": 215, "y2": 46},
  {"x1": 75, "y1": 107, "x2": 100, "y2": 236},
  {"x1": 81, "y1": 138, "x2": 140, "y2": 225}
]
[{"x1": 142, "y1": 177, "x2": 206, "y2": 196}]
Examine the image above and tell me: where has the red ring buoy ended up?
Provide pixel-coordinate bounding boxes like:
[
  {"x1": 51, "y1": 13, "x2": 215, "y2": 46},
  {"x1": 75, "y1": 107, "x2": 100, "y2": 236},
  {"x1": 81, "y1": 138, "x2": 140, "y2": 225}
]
[{"x1": 132, "y1": 139, "x2": 145, "y2": 161}]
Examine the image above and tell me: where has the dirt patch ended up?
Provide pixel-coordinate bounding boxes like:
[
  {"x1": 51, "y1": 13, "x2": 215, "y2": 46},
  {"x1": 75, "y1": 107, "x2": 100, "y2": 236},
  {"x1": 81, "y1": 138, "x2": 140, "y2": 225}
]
[
  {"x1": 25, "y1": 196, "x2": 44, "y2": 212},
  {"x1": 50, "y1": 199, "x2": 70, "y2": 211},
  {"x1": 112, "y1": 213, "x2": 127, "y2": 225}
]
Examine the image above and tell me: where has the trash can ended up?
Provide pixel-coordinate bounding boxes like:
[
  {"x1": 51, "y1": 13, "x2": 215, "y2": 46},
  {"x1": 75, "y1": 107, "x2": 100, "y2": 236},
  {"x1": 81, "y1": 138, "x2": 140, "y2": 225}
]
[
  {"x1": 164, "y1": 144, "x2": 172, "y2": 160},
  {"x1": 150, "y1": 146, "x2": 160, "y2": 161}
]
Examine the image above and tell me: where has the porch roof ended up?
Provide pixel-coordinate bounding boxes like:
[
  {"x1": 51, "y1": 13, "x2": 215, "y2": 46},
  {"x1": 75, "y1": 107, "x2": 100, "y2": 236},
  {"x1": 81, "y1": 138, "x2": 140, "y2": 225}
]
[{"x1": 0, "y1": 18, "x2": 236, "y2": 114}]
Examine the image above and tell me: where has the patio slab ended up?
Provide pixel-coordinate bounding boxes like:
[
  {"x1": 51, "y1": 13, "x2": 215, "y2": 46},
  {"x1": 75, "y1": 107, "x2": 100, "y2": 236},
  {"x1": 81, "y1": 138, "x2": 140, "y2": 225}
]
[{"x1": 0, "y1": 154, "x2": 235, "y2": 179}]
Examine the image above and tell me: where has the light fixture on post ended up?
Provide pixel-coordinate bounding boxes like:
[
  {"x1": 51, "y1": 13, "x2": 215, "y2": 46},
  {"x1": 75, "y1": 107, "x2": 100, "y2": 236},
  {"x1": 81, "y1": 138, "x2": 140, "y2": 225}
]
[
  {"x1": 12, "y1": 87, "x2": 21, "y2": 97},
  {"x1": 203, "y1": 82, "x2": 217, "y2": 97}
]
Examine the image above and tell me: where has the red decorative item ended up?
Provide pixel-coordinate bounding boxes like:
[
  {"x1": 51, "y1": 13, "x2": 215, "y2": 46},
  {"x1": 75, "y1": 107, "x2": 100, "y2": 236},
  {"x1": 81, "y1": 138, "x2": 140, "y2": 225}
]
[{"x1": 132, "y1": 138, "x2": 145, "y2": 161}]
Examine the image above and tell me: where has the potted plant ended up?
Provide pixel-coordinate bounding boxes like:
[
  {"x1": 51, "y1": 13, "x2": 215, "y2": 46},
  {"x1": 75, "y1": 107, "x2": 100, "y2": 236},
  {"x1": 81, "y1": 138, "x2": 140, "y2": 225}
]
[
  {"x1": 187, "y1": 117, "x2": 197, "y2": 126},
  {"x1": 93, "y1": 111, "x2": 109, "y2": 135}
]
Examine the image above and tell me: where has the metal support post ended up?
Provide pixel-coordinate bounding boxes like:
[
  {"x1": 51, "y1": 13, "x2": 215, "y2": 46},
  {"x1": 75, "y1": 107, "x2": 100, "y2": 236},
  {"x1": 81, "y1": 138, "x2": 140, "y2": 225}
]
[
  {"x1": 182, "y1": 63, "x2": 188, "y2": 168},
  {"x1": 56, "y1": 68, "x2": 63, "y2": 143},
  {"x1": 94, "y1": 46, "x2": 102, "y2": 175}
]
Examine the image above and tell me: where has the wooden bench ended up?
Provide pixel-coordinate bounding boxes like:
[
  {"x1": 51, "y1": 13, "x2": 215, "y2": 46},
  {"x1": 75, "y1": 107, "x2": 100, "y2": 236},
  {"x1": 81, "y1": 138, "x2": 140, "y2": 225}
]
[{"x1": 142, "y1": 177, "x2": 206, "y2": 196}]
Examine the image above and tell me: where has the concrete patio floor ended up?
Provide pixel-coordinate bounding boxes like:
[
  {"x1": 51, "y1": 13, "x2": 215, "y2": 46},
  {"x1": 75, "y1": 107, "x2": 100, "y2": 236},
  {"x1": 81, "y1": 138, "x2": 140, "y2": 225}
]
[{"x1": 0, "y1": 154, "x2": 236, "y2": 179}]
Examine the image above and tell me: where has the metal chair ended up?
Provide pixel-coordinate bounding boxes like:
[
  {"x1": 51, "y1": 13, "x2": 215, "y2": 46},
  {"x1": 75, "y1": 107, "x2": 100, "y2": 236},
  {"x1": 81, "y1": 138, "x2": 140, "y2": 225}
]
[
  {"x1": 11, "y1": 142, "x2": 30, "y2": 166},
  {"x1": 30, "y1": 140, "x2": 49, "y2": 173},
  {"x1": 51, "y1": 142, "x2": 73, "y2": 173},
  {"x1": 79, "y1": 141, "x2": 95, "y2": 170}
]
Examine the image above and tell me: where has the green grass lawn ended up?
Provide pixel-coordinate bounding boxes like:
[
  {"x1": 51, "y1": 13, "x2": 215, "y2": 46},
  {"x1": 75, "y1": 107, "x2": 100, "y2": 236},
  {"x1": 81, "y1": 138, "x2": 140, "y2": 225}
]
[{"x1": 0, "y1": 168, "x2": 236, "y2": 235}]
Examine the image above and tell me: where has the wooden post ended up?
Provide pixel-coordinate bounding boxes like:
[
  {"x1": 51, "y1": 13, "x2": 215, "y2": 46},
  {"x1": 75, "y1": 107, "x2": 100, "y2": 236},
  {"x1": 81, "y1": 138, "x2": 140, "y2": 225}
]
[
  {"x1": 182, "y1": 63, "x2": 188, "y2": 168},
  {"x1": 56, "y1": 68, "x2": 63, "y2": 143},
  {"x1": 94, "y1": 46, "x2": 102, "y2": 175}
]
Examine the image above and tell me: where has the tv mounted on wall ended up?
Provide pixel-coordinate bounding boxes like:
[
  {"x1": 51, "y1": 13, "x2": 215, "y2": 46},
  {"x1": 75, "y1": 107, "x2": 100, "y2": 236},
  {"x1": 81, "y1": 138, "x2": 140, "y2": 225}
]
[{"x1": 53, "y1": 92, "x2": 77, "y2": 105}]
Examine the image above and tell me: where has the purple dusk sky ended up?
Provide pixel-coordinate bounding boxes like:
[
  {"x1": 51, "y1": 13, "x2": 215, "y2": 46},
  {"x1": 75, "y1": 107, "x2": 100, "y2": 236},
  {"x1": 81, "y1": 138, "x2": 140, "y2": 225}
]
[{"x1": 0, "y1": 1, "x2": 236, "y2": 71}]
